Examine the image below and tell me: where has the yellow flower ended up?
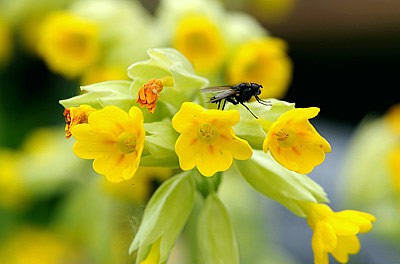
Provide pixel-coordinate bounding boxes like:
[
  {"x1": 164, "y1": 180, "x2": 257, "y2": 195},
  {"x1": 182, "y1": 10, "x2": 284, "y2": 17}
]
[
  {"x1": 101, "y1": 167, "x2": 173, "y2": 202},
  {"x1": 0, "y1": 18, "x2": 12, "y2": 65},
  {"x1": 81, "y1": 65, "x2": 128, "y2": 85},
  {"x1": 64, "y1": 104, "x2": 96, "y2": 139},
  {"x1": 38, "y1": 11, "x2": 99, "y2": 78},
  {"x1": 263, "y1": 107, "x2": 331, "y2": 174},
  {"x1": 0, "y1": 150, "x2": 26, "y2": 209},
  {"x1": 0, "y1": 227, "x2": 83, "y2": 264},
  {"x1": 227, "y1": 37, "x2": 292, "y2": 99},
  {"x1": 305, "y1": 203, "x2": 375, "y2": 264},
  {"x1": 140, "y1": 239, "x2": 161, "y2": 264},
  {"x1": 385, "y1": 103, "x2": 400, "y2": 135},
  {"x1": 172, "y1": 102, "x2": 253, "y2": 176},
  {"x1": 72, "y1": 106, "x2": 145, "y2": 182},
  {"x1": 388, "y1": 146, "x2": 400, "y2": 192},
  {"x1": 173, "y1": 15, "x2": 226, "y2": 75}
]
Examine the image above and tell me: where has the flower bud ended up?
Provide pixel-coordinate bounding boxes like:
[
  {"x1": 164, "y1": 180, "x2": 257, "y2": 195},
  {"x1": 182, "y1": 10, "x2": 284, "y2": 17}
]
[
  {"x1": 197, "y1": 194, "x2": 240, "y2": 264},
  {"x1": 129, "y1": 171, "x2": 195, "y2": 264},
  {"x1": 235, "y1": 151, "x2": 328, "y2": 217}
]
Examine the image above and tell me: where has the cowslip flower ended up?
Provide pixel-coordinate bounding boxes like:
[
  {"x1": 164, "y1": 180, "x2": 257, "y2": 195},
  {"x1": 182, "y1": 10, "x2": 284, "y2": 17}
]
[
  {"x1": 38, "y1": 11, "x2": 99, "y2": 78},
  {"x1": 263, "y1": 107, "x2": 331, "y2": 174},
  {"x1": 385, "y1": 104, "x2": 400, "y2": 135},
  {"x1": 227, "y1": 37, "x2": 292, "y2": 99},
  {"x1": 389, "y1": 146, "x2": 400, "y2": 192},
  {"x1": 64, "y1": 104, "x2": 96, "y2": 138},
  {"x1": 172, "y1": 102, "x2": 252, "y2": 176},
  {"x1": 173, "y1": 15, "x2": 226, "y2": 75},
  {"x1": 305, "y1": 203, "x2": 375, "y2": 264},
  {"x1": 0, "y1": 18, "x2": 12, "y2": 65},
  {"x1": 71, "y1": 105, "x2": 145, "y2": 182},
  {"x1": 81, "y1": 65, "x2": 128, "y2": 85}
]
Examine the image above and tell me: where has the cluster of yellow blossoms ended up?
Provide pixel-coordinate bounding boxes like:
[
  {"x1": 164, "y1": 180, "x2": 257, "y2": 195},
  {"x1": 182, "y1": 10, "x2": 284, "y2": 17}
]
[{"x1": 61, "y1": 48, "x2": 375, "y2": 264}]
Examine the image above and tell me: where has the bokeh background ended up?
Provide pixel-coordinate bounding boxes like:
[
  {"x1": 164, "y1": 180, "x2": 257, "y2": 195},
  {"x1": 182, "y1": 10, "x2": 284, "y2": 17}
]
[{"x1": 1, "y1": 0, "x2": 399, "y2": 263}]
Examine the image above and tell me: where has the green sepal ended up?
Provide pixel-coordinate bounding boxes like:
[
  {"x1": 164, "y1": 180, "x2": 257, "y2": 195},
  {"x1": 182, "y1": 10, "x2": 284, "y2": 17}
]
[
  {"x1": 128, "y1": 48, "x2": 209, "y2": 111},
  {"x1": 197, "y1": 194, "x2": 240, "y2": 264},
  {"x1": 129, "y1": 171, "x2": 195, "y2": 264},
  {"x1": 59, "y1": 80, "x2": 134, "y2": 112},
  {"x1": 235, "y1": 151, "x2": 329, "y2": 217},
  {"x1": 229, "y1": 99, "x2": 295, "y2": 149},
  {"x1": 140, "y1": 120, "x2": 179, "y2": 168}
]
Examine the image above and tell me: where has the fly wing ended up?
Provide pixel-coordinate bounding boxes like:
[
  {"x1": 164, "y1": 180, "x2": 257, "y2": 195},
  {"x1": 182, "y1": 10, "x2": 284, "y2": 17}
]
[
  {"x1": 209, "y1": 89, "x2": 237, "y2": 103},
  {"x1": 200, "y1": 86, "x2": 233, "y2": 93}
]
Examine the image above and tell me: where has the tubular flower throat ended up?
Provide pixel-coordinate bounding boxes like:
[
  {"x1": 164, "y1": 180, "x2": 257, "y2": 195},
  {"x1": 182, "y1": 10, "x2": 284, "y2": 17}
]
[
  {"x1": 227, "y1": 37, "x2": 292, "y2": 99},
  {"x1": 172, "y1": 102, "x2": 253, "y2": 177},
  {"x1": 71, "y1": 106, "x2": 145, "y2": 182},
  {"x1": 140, "y1": 240, "x2": 161, "y2": 264},
  {"x1": 306, "y1": 203, "x2": 376, "y2": 264},
  {"x1": 38, "y1": 11, "x2": 100, "y2": 78},
  {"x1": 173, "y1": 15, "x2": 226, "y2": 75},
  {"x1": 64, "y1": 105, "x2": 96, "y2": 138},
  {"x1": 136, "y1": 77, "x2": 174, "y2": 113},
  {"x1": 263, "y1": 107, "x2": 331, "y2": 174}
]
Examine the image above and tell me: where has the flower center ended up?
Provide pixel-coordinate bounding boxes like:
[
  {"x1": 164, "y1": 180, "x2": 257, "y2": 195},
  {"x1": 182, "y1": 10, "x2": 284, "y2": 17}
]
[
  {"x1": 275, "y1": 127, "x2": 297, "y2": 147},
  {"x1": 197, "y1": 123, "x2": 219, "y2": 144},
  {"x1": 117, "y1": 132, "x2": 137, "y2": 154}
]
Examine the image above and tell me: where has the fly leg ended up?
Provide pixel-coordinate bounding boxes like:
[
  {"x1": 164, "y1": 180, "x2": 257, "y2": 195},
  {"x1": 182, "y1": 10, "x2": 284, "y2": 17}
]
[
  {"x1": 226, "y1": 97, "x2": 238, "y2": 105},
  {"x1": 221, "y1": 99, "x2": 227, "y2": 110},
  {"x1": 255, "y1": 95, "x2": 272, "y2": 106},
  {"x1": 218, "y1": 100, "x2": 222, "y2": 109},
  {"x1": 240, "y1": 102, "x2": 258, "y2": 119}
]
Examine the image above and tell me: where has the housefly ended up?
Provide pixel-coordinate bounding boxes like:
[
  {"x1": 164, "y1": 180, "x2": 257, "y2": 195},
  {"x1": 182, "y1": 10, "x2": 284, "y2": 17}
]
[{"x1": 201, "y1": 82, "x2": 271, "y2": 119}]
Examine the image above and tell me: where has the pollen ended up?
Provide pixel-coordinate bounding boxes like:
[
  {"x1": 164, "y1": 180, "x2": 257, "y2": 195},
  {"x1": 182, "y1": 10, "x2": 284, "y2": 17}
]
[
  {"x1": 197, "y1": 123, "x2": 219, "y2": 144},
  {"x1": 275, "y1": 127, "x2": 297, "y2": 148},
  {"x1": 117, "y1": 132, "x2": 138, "y2": 154},
  {"x1": 136, "y1": 79, "x2": 164, "y2": 113}
]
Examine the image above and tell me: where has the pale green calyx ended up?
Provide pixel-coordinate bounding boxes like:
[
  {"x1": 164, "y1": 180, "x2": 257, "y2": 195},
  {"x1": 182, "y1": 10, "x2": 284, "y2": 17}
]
[
  {"x1": 129, "y1": 171, "x2": 195, "y2": 264},
  {"x1": 235, "y1": 151, "x2": 329, "y2": 217},
  {"x1": 197, "y1": 194, "x2": 240, "y2": 264},
  {"x1": 128, "y1": 48, "x2": 209, "y2": 111},
  {"x1": 140, "y1": 120, "x2": 179, "y2": 168},
  {"x1": 59, "y1": 80, "x2": 134, "y2": 112},
  {"x1": 229, "y1": 99, "x2": 295, "y2": 149}
]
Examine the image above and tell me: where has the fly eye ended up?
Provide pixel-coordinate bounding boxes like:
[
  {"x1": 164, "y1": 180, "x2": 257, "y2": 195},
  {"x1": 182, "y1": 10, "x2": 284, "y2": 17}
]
[{"x1": 257, "y1": 89, "x2": 261, "y2": 95}]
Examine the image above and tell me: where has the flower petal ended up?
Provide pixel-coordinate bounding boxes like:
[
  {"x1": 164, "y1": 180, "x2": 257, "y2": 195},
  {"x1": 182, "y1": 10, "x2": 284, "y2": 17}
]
[
  {"x1": 89, "y1": 106, "x2": 130, "y2": 136},
  {"x1": 196, "y1": 144, "x2": 233, "y2": 177},
  {"x1": 72, "y1": 124, "x2": 115, "y2": 159},
  {"x1": 172, "y1": 102, "x2": 204, "y2": 133},
  {"x1": 175, "y1": 132, "x2": 201, "y2": 171}
]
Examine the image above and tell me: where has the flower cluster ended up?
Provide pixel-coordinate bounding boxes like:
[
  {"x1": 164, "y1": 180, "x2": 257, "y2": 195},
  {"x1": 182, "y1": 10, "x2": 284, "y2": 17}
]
[{"x1": 60, "y1": 47, "x2": 375, "y2": 264}]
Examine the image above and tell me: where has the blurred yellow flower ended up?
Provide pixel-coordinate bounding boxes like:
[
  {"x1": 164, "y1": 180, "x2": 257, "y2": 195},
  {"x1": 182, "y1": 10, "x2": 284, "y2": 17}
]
[
  {"x1": 227, "y1": 37, "x2": 292, "y2": 99},
  {"x1": 389, "y1": 146, "x2": 400, "y2": 192},
  {"x1": 0, "y1": 150, "x2": 26, "y2": 209},
  {"x1": 81, "y1": 65, "x2": 128, "y2": 85},
  {"x1": 385, "y1": 103, "x2": 400, "y2": 135},
  {"x1": 263, "y1": 107, "x2": 331, "y2": 174},
  {"x1": 72, "y1": 106, "x2": 145, "y2": 182},
  {"x1": 102, "y1": 167, "x2": 173, "y2": 202},
  {"x1": 0, "y1": 18, "x2": 12, "y2": 65},
  {"x1": 173, "y1": 15, "x2": 226, "y2": 75},
  {"x1": 0, "y1": 227, "x2": 83, "y2": 264},
  {"x1": 140, "y1": 239, "x2": 161, "y2": 264},
  {"x1": 248, "y1": 0, "x2": 296, "y2": 23},
  {"x1": 172, "y1": 102, "x2": 252, "y2": 176},
  {"x1": 64, "y1": 104, "x2": 96, "y2": 138},
  {"x1": 38, "y1": 11, "x2": 100, "y2": 78},
  {"x1": 305, "y1": 203, "x2": 375, "y2": 264}
]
